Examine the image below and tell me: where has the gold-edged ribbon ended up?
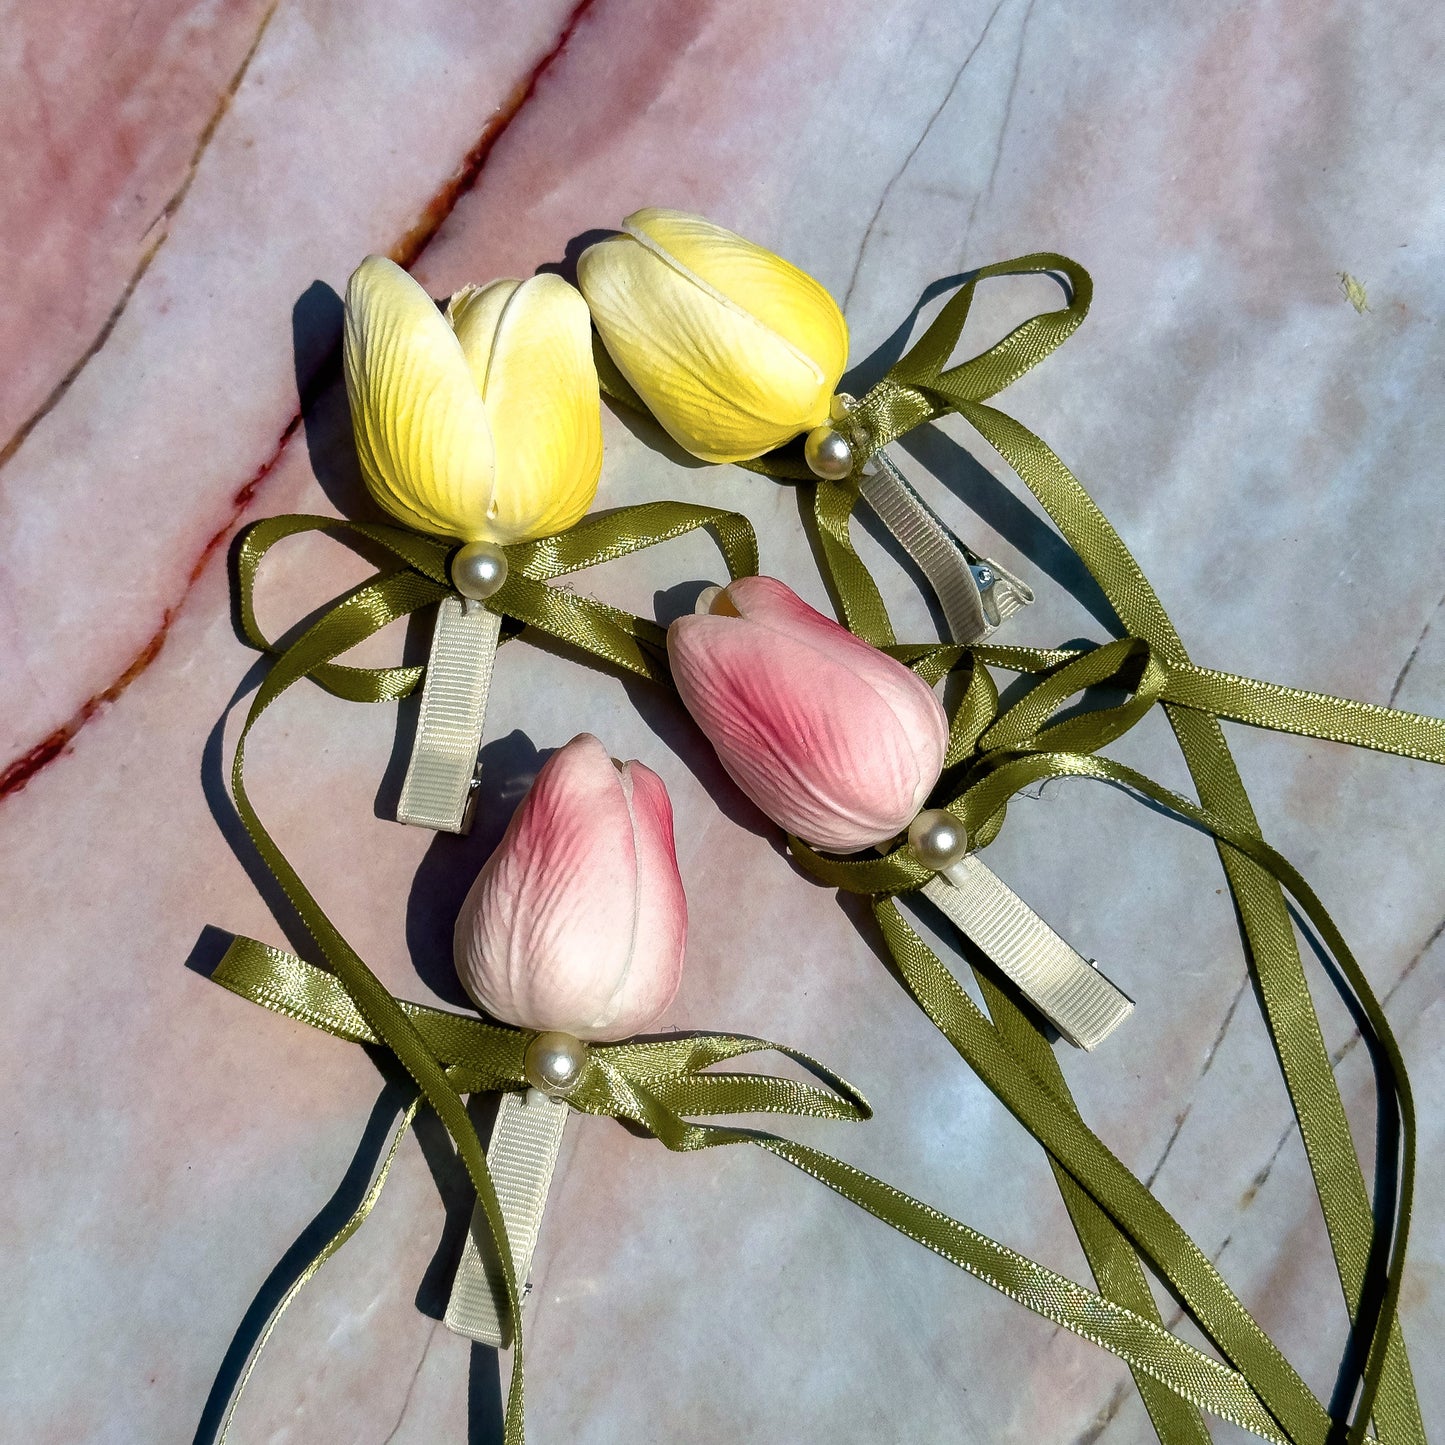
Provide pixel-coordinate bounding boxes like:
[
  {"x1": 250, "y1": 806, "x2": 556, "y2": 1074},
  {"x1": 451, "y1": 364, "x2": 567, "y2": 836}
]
[{"x1": 211, "y1": 497, "x2": 1360, "y2": 1445}]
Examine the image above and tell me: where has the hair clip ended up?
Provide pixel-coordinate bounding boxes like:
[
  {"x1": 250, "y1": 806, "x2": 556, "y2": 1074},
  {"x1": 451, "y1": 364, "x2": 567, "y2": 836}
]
[{"x1": 578, "y1": 208, "x2": 1030, "y2": 644}]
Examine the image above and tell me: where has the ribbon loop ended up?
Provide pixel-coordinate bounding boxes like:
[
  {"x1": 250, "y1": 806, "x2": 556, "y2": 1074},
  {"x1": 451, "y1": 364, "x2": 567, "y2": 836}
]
[
  {"x1": 235, "y1": 501, "x2": 763, "y2": 701},
  {"x1": 844, "y1": 252, "x2": 1091, "y2": 458}
]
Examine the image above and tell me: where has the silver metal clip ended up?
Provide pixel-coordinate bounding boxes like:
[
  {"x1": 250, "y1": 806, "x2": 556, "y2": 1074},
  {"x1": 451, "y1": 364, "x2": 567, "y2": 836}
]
[{"x1": 837, "y1": 394, "x2": 1033, "y2": 644}]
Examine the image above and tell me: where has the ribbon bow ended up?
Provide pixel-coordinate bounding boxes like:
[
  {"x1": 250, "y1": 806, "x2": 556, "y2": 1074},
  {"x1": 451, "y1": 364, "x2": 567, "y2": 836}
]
[
  {"x1": 212, "y1": 935, "x2": 870, "y2": 1145},
  {"x1": 235, "y1": 499, "x2": 760, "y2": 699}
]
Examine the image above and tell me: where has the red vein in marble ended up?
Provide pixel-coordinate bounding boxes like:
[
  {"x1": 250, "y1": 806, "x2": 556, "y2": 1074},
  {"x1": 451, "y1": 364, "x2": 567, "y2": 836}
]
[
  {"x1": 0, "y1": 420, "x2": 296, "y2": 800},
  {"x1": 0, "y1": 0, "x2": 600, "y2": 805},
  {"x1": 0, "y1": 0, "x2": 281, "y2": 474}
]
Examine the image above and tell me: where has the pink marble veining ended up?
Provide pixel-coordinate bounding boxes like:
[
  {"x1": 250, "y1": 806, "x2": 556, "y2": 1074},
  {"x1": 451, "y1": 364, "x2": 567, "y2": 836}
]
[
  {"x1": 0, "y1": 0, "x2": 277, "y2": 455},
  {"x1": 2, "y1": 1, "x2": 1444, "y2": 1442},
  {"x1": 0, "y1": 0, "x2": 584, "y2": 771}
]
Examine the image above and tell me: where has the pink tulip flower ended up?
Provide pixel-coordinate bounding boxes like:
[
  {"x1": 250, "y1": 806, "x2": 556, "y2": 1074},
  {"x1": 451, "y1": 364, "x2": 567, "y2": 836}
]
[
  {"x1": 454, "y1": 733, "x2": 687, "y2": 1041},
  {"x1": 667, "y1": 577, "x2": 948, "y2": 853}
]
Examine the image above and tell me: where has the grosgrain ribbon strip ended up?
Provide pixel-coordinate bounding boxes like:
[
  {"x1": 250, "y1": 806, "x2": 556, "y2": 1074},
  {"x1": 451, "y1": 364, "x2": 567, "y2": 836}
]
[
  {"x1": 856, "y1": 446, "x2": 1033, "y2": 639},
  {"x1": 832, "y1": 390, "x2": 1032, "y2": 643},
  {"x1": 446, "y1": 1090, "x2": 571, "y2": 1347},
  {"x1": 922, "y1": 857, "x2": 1132, "y2": 1051},
  {"x1": 396, "y1": 598, "x2": 502, "y2": 832}
]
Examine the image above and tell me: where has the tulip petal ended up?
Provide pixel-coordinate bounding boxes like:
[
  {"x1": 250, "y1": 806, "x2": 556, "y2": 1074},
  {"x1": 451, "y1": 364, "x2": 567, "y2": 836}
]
[
  {"x1": 454, "y1": 735, "x2": 684, "y2": 1040},
  {"x1": 446, "y1": 278, "x2": 519, "y2": 392},
  {"x1": 465, "y1": 274, "x2": 603, "y2": 543},
  {"x1": 579, "y1": 229, "x2": 836, "y2": 464},
  {"x1": 342, "y1": 255, "x2": 497, "y2": 539},
  {"x1": 668, "y1": 578, "x2": 947, "y2": 852},
  {"x1": 608, "y1": 760, "x2": 687, "y2": 1029},
  {"x1": 626, "y1": 208, "x2": 848, "y2": 397}
]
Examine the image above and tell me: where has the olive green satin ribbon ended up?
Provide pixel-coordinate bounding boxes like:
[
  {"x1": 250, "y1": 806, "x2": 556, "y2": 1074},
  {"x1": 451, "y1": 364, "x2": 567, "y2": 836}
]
[
  {"x1": 217, "y1": 499, "x2": 1323, "y2": 1443},
  {"x1": 219, "y1": 500, "x2": 758, "y2": 1444},
  {"x1": 210, "y1": 937, "x2": 1317, "y2": 1444},
  {"x1": 212, "y1": 936, "x2": 870, "y2": 1133},
  {"x1": 756, "y1": 256, "x2": 1432, "y2": 1443}
]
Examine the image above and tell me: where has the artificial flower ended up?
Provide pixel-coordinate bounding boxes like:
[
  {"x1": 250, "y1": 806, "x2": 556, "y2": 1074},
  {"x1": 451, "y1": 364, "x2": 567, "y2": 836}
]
[
  {"x1": 454, "y1": 733, "x2": 686, "y2": 1040},
  {"x1": 343, "y1": 256, "x2": 602, "y2": 544},
  {"x1": 577, "y1": 207, "x2": 847, "y2": 463},
  {"x1": 667, "y1": 577, "x2": 947, "y2": 852}
]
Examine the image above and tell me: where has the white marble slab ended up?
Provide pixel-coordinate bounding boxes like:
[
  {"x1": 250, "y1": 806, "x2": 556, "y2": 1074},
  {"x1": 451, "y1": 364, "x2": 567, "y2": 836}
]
[{"x1": 2, "y1": 1, "x2": 1442, "y2": 1441}]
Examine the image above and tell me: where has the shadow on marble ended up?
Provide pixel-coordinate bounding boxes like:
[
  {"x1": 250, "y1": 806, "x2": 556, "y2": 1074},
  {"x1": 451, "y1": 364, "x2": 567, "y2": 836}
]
[
  {"x1": 652, "y1": 579, "x2": 714, "y2": 625},
  {"x1": 292, "y1": 280, "x2": 386, "y2": 526},
  {"x1": 200, "y1": 660, "x2": 319, "y2": 961},
  {"x1": 533, "y1": 225, "x2": 614, "y2": 286},
  {"x1": 901, "y1": 424, "x2": 1122, "y2": 636},
  {"x1": 404, "y1": 731, "x2": 548, "y2": 1009},
  {"x1": 182, "y1": 1039, "x2": 505, "y2": 1445}
]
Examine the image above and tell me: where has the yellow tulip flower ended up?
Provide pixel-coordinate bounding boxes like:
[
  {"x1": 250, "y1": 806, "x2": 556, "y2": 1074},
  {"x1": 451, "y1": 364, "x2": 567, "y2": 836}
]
[
  {"x1": 342, "y1": 256, "x2": 602, "y2": 544},
  {"x1": 577, "y1": 208, "x2": 848, "y2": 465}
]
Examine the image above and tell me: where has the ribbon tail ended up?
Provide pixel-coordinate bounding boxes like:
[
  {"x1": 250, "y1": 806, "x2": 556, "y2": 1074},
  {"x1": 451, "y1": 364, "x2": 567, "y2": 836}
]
[
  {"x1": 972, "y1": 965, "x2": 1212, "y2": 1445},
  {"x1": 872, "y1": 896, "x2": 1336, "y2": 1445},
  {"x1": 214, "y1": 1096, "x2": 421, "y2": 1445},
  {"x1": 1160, "y1": 660, "x2": 1445, "y2": 765},
  {"x1": 954, "y1": 395, "x2": 1424, "y2": 1443},
  {"x1": 750, "y1": 1135, "x2": 1301, "y2": 1445}
]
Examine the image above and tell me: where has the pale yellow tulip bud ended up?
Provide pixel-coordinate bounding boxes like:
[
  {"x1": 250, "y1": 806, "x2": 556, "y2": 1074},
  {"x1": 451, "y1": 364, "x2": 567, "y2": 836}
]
[
  {"x1": 577, "y1": 208, "x2": 848, "y2": 465},
  {"x1": 342, "y1": 257, "x2": 602, "y2": 545}
]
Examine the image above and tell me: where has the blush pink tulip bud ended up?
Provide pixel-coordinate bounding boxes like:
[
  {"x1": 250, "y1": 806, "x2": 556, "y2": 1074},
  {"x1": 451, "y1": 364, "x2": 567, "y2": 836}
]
[
  {"x1": 667, "y1": 577, "x2": 948, "y2": 853},
  {"x1": 454, "y1": 733, "x2": 687, "y2": 1041}
]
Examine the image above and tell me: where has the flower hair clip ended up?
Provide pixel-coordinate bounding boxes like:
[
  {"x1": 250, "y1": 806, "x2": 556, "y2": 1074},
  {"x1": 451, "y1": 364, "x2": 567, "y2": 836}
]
[
  {"x1": 199, "y1": 215, "x2": 1445, "y2": 1445},
  {"x1": 344, "y1": 257, "x2": 599, "y2": 832},
  {"x1": 235, "y1": 255, "x2": 759, "y2": 842},
  {"x1": 576, "y1": 210, "x2": 1445, "y2": 1443},
  {"x1": 211, "y1": 704, "x2": 1344, "y2": 1444},
  {"x1": 668, "y1": 574, "x2": 1132, "y2": 1048},
  {"x1": 447, "y1": 732, "x2": 688, "y2": 1344},
  {"x1": 579, "y1": 207, "x2": 1036, "y2": 643}
]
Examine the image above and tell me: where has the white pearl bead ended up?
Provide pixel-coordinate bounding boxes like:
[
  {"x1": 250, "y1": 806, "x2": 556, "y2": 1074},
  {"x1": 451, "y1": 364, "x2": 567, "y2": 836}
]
[
  {"x1": 695, "y1": 584, "x2": 724, "y2": 615},
  {"x1": 908, "y1": 808, "x2": 970, "y2": 870},
  {"x1": 523, "y1": 1031, "x2": 588, "y2": 1096},
  {"x1": 803, "y1": 425, "x2": 855, "y2": 480},
  {"x1": 451, "y1": 541, "x2": 509, "y2": 600}
]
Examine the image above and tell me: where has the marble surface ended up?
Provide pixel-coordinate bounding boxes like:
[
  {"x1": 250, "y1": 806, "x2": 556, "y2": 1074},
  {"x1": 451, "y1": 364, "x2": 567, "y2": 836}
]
[{"x1": 3, "y1": 1, "x2": 1443, "y2": 1441}]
